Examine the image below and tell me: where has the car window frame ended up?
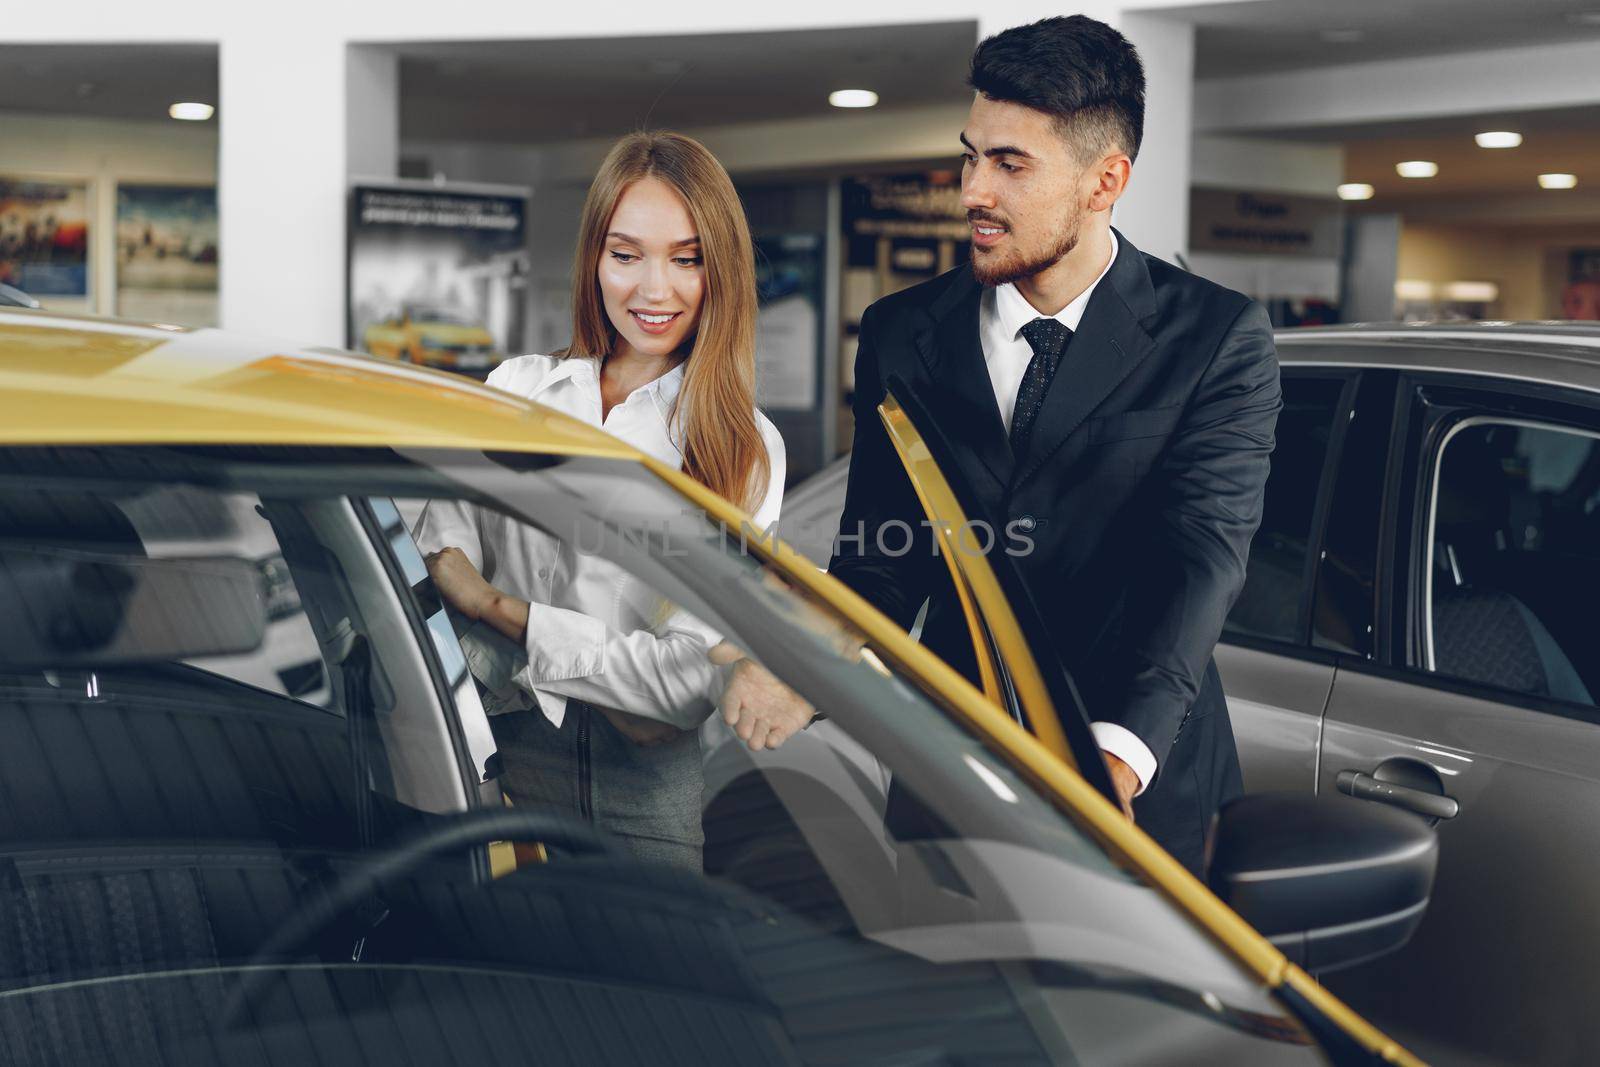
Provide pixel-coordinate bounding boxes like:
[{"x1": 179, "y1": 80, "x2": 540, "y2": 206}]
[
  {"x1": 1219, "y1": 367, "x2": 1360, "y2": 658},
  {"x1": 1383, "y1": 370, "x2": 1600, "y2": 725},
  {"x1": 873, "y1": 377, "x2": 1116, "y2": 803},
  {"x1": 355, "y1": 497, "x2": 503, "y2": 796}
]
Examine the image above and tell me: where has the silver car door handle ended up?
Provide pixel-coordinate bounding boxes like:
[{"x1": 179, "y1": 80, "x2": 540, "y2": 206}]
[{"x1": 1337, "y1": 770, "x2": 1459, "y2": 820}]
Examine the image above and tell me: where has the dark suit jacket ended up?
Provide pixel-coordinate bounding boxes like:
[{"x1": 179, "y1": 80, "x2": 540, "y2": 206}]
[{"x1": 828, "y1": 229, "x2": 1280, "y2": 871}]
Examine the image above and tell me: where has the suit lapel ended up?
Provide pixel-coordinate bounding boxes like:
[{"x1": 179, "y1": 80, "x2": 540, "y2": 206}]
[
  {"x1": 912, "y1": 267, "x2": 1014, "y2": 507},
  {"x1": 1012, "y1": 230, "x2": 1157, "y2": 491}
]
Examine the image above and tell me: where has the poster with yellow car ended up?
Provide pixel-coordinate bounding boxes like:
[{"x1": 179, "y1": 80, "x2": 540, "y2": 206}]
[{"x1": 347, "y1": 182, "x2": 529, "y2": 378}]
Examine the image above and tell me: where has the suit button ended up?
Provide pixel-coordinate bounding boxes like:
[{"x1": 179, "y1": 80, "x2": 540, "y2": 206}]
[{"x1": 1016, "y1": 515, "x2": 1037, "y2": 532}]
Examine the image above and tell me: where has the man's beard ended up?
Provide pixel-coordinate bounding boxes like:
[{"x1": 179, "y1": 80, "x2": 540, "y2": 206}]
[{"x1": 971, "y1": 210, "x2": 1084, "y2": 288}]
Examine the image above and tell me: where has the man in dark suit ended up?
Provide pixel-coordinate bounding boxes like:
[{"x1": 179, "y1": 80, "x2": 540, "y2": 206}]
[{"x1": 828, "y1": 15, "x2": 1280, "y2": 875}]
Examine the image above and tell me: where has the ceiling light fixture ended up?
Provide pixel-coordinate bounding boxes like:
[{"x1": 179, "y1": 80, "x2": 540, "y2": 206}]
[
  {"x1": 1475, "y1": 130, "x2": 1522, "y2": 149},
  {"x1": 168, "y1": 102, "x2": 214, "y2": 122},
  {"x1": 1337, "y1": 183, "x2": 1375, "y2": 201},
  {"x1": 1539, "y1": 173, "x2": 1578, "y2": 189},
  {"x1": 829, "y1": 89, "x2": 879, "y2": 109},
  {"x1": 1396, "y1": 160, "x2": 1439, "y2": 178}
]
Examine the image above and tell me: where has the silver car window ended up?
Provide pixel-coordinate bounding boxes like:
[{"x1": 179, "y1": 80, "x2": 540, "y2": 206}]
[{"x1": 1426, "y1": 418, "x2": 1600, "y2": 706}]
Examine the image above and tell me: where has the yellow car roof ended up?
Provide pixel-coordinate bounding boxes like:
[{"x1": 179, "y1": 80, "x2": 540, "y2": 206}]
[{"x1": 0, "y1": 310, "x2": 635, "y2": 458}]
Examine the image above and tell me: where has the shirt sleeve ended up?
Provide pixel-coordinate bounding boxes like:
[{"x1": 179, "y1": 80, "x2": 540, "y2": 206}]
[
  {"x1": 512, "y1": 602, "x2": 734, "y2": 729},
  {"x1": 1090, "y1": 721, "x2": 1158, "y2": 796},
  {"x1": 510, "y1": 416, "x2": 784, "y2": 727},
  {"x1": 411, "y1": 497, "x2": 486, "y2": 571}
]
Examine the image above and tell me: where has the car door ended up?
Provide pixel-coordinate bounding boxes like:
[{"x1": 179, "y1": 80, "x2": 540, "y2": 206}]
[
  {"x1": 875, "y1": 381, "x2": 1115, "y2": 795},
  {"x1": 1318, "y1": 372, "x2": 1600, "y2": 1066},
  {"x1": 1217, "y1": 368, "x2": 1373, "y2": 793}
]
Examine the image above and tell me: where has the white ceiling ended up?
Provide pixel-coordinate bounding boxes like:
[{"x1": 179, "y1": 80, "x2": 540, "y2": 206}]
[
  {"x1": 393, "y1": 23, "x2": 976, "y2": 144},
  {"x1": 1181, "y1": 0, "x2": 1600, "y2": 78},
  {"x1": 0, "y1": 44, "x2": 216, "y2": 123}
]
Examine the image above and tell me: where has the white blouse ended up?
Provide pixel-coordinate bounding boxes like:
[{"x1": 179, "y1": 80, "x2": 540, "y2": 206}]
[{"x1": 414, "y1": 353, "x2": 786, "y2": 729}]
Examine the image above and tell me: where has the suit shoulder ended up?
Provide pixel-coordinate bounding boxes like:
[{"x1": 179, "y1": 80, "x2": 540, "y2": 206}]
[
  {"x1": 861, "y1": 265, "x2": 970, "y2": 328},
  {"x1": 1141, "y1": 250, "x2": 1256, "y2": 324}
]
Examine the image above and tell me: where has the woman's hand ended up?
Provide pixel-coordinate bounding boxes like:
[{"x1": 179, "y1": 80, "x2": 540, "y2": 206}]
[
  {"x1": 425, "y1": 547, "x2": 499, "y2": 621},
  {"x1": 594, "y1": 705, "x2": 685, "y2": 747},
  {"x1": 711, "y1": 644, "x2": 815, "y2": 751}
]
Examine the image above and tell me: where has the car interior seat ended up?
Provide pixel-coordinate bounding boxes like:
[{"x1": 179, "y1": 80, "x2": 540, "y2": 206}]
[{"x1": 1431, "y1": 431, "x2": 1592, "y2": 704}]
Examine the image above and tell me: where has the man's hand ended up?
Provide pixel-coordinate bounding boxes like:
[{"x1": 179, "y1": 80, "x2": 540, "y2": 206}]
[
  {"x1": 712, "y1": 645, "x2": 815, "y2": 751},
  {"x1": 594, "y1": 704, "x2": 684, "y2": 747},
  {"x1": 425, "y1": 547, "x2": 498, "y2": 620},
  {"x1": 1103, "y1": 751, "x2": 1139, "y2": 821}
]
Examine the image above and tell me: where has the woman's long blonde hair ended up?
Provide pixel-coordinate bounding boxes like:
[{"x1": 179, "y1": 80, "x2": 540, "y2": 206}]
[{"x1": 562, "y1": 131, "x2": 769, "y2": 514}]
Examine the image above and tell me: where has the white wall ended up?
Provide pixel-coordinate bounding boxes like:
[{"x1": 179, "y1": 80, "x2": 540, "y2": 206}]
[
  {"x1": 1191, "y1": 134, "x2": 1343, "y2": 198},
  {"x1": 0, "y1": 111, "x2": 217, "y2": 316},
  {"x1": 1187, "y1": 134, "x2": 1347, "y2": 304},
  {"x1": 1115, "y1": 12, "x2": 1194, "y2": 261}
]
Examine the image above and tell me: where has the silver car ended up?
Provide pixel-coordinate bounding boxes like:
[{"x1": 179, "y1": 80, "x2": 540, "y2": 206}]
[{"x1": 785, "y1": 322, "x2": 1600, "y2": 1067}]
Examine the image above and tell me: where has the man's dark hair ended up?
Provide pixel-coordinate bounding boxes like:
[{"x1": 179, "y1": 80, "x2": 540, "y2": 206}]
[{"x1": 969, "y1": 15, "x2": 1145, "y2": 164}]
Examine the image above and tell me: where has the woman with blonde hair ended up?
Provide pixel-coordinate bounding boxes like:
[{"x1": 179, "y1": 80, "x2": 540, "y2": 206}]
[{"x1": 417, "y1": 131, "x2": 808, "y2": 871}]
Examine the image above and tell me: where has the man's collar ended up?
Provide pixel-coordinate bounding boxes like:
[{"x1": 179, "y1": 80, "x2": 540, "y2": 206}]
[{"x1": 994, "y1": 229, "x2": 1120, "y2": 339}]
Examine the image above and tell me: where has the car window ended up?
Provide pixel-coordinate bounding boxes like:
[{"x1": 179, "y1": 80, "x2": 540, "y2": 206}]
[
  {"x1": 0, "y1": 467, "x2": 471, "y2": 856},
  {"x1": 1425, "y1": 419, "x2": 1600, "y2": 706},
  {"x1": 0, "y1": 445, "x2": 1317, "y2": 1065},
  {"x1": 380, "y1": 461, "x2": 1313, "y2": 1061},
  {"x1": 1225, "y1": 375, "x2": 1349, "y2": 646}
]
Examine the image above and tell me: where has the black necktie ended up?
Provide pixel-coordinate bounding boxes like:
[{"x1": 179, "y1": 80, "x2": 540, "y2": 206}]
[{"x1": 1010, "y1": 317, "x2": 1072, "y2": 456}]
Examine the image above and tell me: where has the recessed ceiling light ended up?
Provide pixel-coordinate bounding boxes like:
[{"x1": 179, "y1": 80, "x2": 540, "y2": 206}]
[
  {"x1": 1337, "y1": 183, "x2": 1375, "y2": 201},
  {"x1": 1444, "y1": 281, "x2": 1499, "y2": 302},
  {"x1": 168, "y1": 102, "x2": 214, "y2": 121},
  {"x1": 1539, "y1": 173, "x2": 1578, "y2": 189},
  {"x1": 1475, "y1": 130, "x2": 1522, "y2": 148},
  {"x1": 1318, "y1": 28, "x2": 1365, "y2": 44},
  {"x1": 829, "y1": 89, "x2": 879, "y2": 109},
  {"x1": 1396, "y1": 161, "x2": 1439, "y2": 178}
]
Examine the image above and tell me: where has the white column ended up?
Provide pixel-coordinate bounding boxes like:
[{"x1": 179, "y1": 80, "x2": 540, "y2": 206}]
[
  {"x1": 1114, "y1": 11, "x2": 1194, "y2": 263},
  {"x1": 219, "y1": 34, "x2": 396, "y2": 345},
  {"x1": 218, "y1": 32, "x2": 347, "y2": 342},
  {"x1": 347, "y1": 44, "x2": 399, "y2": 182}
]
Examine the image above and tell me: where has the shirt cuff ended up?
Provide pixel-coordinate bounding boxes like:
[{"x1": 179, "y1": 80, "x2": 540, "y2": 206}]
[
  {"x1": 521, "y1": 603, "x2": 605, "y2": 683},
  {"x1": 1090, "y1": 721, "x2": 1158, "y2": 797}
]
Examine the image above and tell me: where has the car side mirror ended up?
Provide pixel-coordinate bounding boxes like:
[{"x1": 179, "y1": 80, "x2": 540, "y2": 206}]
[{"x1": 1207, "y1": 792, "x2": 1437, "y2": 973}]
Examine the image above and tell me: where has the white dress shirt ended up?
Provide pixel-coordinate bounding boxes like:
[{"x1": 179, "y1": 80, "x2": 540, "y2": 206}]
[
  {"x1": 975, "y1": 232, "x2": 1158, "y2": 795},
  {"x1": 414, "y1": 352, "x2": 786, "y2": 730}
]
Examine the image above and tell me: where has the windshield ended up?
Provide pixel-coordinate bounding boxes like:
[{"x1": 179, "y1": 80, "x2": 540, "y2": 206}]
[{"x1": 0, "y1": 443, "x2": 1323, "y2": 1065}]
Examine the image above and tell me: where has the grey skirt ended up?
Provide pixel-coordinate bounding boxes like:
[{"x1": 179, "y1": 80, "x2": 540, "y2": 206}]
[{"x1": 488, "y1": 702, "x2": 704, "y2": 873}]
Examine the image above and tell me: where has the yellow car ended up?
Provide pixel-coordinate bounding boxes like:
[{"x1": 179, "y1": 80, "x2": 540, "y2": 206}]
[
  {"x1": 0, "y1": 308, "x2": 1427, "y2": 1065},
  {"x1": 363, "y1": 301, "x2": 500, "y2": 374}
]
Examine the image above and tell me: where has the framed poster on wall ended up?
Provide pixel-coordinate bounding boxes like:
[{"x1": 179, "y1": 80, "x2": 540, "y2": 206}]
[
  {"x1": 115, "y1": 184, "x2": 219, "y2": 327},
  {"x1": 348, "y1": 181, "x2": 529, "y2": 379},
  {"x1": 0, "y1": 178, "x2": 90, "y2": 302}
]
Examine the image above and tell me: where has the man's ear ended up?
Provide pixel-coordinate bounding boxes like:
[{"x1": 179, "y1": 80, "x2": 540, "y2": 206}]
[{"x1": 1087, "y1": 152, "x2": 1132, "y2": 213}]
